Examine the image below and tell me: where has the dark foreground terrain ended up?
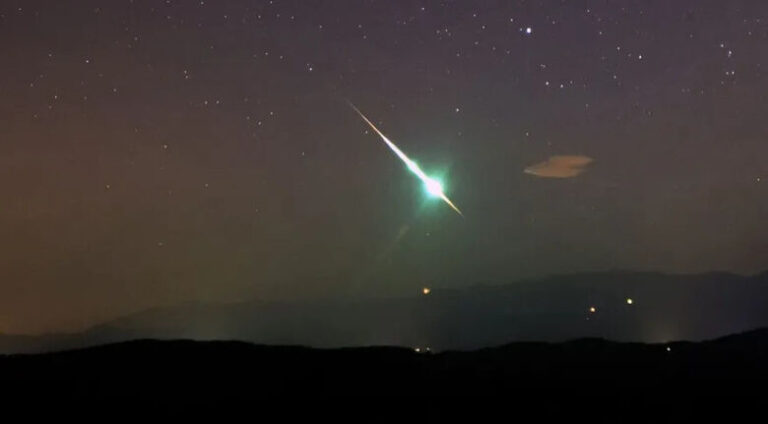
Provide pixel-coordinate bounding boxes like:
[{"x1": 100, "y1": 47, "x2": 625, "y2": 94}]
[{"x1": 3, "y1": 329, "x2": 768, "y2": 420}]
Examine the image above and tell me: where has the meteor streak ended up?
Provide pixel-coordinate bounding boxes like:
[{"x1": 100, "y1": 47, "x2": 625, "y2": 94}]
[{"x1": 349, "y1": 103, "x2": 463, "y2": 217}]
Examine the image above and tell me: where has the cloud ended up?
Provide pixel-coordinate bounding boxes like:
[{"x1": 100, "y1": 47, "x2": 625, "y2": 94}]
[{"x1": 523, "y1": 155, "x2": 593, "y2": 178}]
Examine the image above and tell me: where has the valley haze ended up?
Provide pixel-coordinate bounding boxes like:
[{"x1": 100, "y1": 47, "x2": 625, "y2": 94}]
[{"x1": 3, "y1": 270, "x2": 768, "y2": 354}]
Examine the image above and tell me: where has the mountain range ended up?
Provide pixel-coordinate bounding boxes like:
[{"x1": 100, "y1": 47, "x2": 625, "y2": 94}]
[{"x1": 3, "y1": 270, "x2": 768, "y2": 353}]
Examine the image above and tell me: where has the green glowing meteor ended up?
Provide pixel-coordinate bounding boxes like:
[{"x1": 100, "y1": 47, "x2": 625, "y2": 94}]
[{"x1": 349, "y1": 103, "x2": 463, "y2": 217}]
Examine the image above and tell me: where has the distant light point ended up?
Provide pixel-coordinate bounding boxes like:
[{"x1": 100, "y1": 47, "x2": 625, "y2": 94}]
[
  {"x1": 422, "y1": 287, "x2": 431, "y2": 295},
  {"x1": 525, "y1": 27, "x2": 532, "y2": 34},
  {"x1": 626, "y1": 298, "x2": 634, "y2": 305},
  {"x1": 589, "y1": 306, "x2": 596, "y2": 313}
]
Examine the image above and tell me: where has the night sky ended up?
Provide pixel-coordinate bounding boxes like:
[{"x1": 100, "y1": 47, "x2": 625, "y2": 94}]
[{"x1": 3, "y1": 0, "x2": 768, "y2": 334}]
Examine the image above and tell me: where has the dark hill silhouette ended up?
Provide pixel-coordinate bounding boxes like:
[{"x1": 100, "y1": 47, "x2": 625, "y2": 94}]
[
  {"x1": 2, "y1": 329, "x2": 767, "y2": 419},
  {"x1": 3, "y1": 270, "x2": 768, "y2": 354}
]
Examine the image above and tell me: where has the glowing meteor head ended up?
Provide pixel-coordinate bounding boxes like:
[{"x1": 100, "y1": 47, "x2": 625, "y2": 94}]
[
  {"x1": 348, "y1": 103, "x2": 463, "y2": 216},
  {"x1": 424, "y1": 178, "x2": 444, "y2": 198}
]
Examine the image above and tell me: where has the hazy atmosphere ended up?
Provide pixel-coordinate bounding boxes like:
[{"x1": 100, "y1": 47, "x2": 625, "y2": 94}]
[{"x1": 3, "y1": 0, "x2": 768, "y2": 335}]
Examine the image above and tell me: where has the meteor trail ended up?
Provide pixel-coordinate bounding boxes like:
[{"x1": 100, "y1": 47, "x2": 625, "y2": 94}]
[{"x1": 349, "y1": 102, "x2": 463, "y2": 217}]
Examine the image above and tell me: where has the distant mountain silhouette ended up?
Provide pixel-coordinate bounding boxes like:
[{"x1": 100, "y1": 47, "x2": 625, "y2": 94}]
[{"x1": 3, "y1": 270, "x2": 768, "y2": 354}]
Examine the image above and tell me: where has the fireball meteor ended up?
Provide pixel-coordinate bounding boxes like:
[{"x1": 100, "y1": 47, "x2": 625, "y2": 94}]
[{"x1": 349, "y1": 103, "x2": 463, "y2": 217}]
